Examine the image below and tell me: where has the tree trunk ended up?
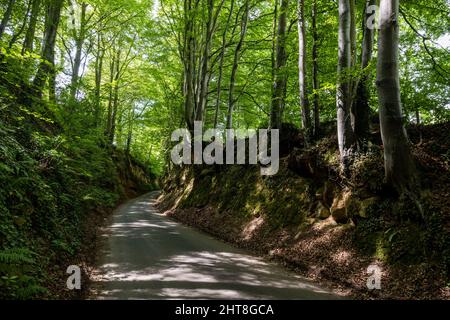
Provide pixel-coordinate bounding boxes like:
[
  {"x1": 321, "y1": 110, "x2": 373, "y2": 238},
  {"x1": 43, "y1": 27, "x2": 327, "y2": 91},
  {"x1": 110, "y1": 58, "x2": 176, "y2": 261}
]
[
  {"x1": 94, "y1": 33, "x2": 104, "y2": 128},
  {"x1": 312, "y1": 0, "x2": 320, "y2": 137},
  {"x1": 196, "y1": 0, "x2": 212, "y2": 122},
  {"x1": 377, "y1": 0, "x2": 417, "y2": 192},
  {"x1": 109, "y1": 49, "x2": 121, "y2": 144},
  {"x1": 349, "y1": 0, "x2": 357, "y2": 69},
  {"x1": 33, "y1": 0, "x2": 64, "y2": 98},
  {"x1": 70, "y1": 2, "x2": 88, "y2": 101},
  {"x1": 22, "y1": 0, "x2": 41, "y2": 53},
  {"x1": 298, "y1": 0, "x2": 311, "y2": 144},
  {"x1": 352, "y1": 0, "x2": 375, "y2": 149},
  {"x1": 214, "y1": 0, "x2": 235, "y2": 128},
  {"x1": 48, "y1": 68, "x2": 56, "y2": 102},
  {"x1": 337, "y1": 0, "x2": 355, "y2": 167},
  {"x1": 271, "y1": 0, "x2": 289, "y2": 130},
  {"x1": 271, "y1": 0, "x2": 278, "y2": 98},
  {"x1": 0, "y1": 0, "x2": 16, "y2": 41},
  {"x1": 183, "y1": 0, "x2": 196, "y2": 131},
  {"x1": 105, "y1": 49, "x2": 116, "y2": 138},
  {"x1": 9, "y1": 0, "x2": 32, "y2": 48},
  {"x1": 226, "y1": 0, "x2": 249, "y2": 129}
]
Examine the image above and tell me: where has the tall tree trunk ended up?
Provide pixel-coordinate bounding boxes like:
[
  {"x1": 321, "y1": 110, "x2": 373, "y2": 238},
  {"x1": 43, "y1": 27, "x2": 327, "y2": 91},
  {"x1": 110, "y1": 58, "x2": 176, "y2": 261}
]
[
  {"x1": 271, "y1": 0, "x2": 278, "y2": 98},
  {"x1": 352, "y1": 0, "x2": 375, "y2": 149},
  {"x1": 377, "y1": 0, "x2": 417, "y2": 192},
  {"x1": 298, "y1": 0, "x2": 311, "y2": 143},
  {"x1": 337, "y1": 0, "x2": 355, "y2": 167},
  {"x1": 197, "y1": 0, "x2": 224, "y2": 122},
  {"x1": 183, "y1": 0, "x2": 196, "y2": 131},
  {"x1": 70, "y1": 1, "x2": 88, "y2": 101},
  {"x1": 271, "y1": 0, "x2": 289, "y2": 130},
  {"x1": 312, "y1": 0, "x2": 320, "y2": 137},
  {"x1": 48, "y1": 68, "x2": 56, "y2": 102},
  {"x1": 109, "y1": 49, "x2": 121, "y2": 144},
  {"x1": 94, "y1": 33, "x2": 104, "y2": 127},
  {"x1": 0, "y1": 0, "x2": 16, "y2": 41},
  {"x1": 105, "y1": 49, "x2": 116, "y2": 138},
  {"x1": 22, "y1": 0, "x2": 41, "y2": 53},
  {"x1": 9, "y1": 0, "x2": 32, "y2": 48},
  {"x1": 226, "y1": 0, "x2": 249, "y2": 130},
  {"x1": 214, "y1": 0, "x2": 235, "y2": 128},
  {"x1": 33, "y1": 0, "x2": 64, "y2": 98},
  {"x1": 126, "y1": 127, "x2": 132, "y2": 156},
  {"x1": 349, "y1": 0, "x2": 357, "y2": 69}
]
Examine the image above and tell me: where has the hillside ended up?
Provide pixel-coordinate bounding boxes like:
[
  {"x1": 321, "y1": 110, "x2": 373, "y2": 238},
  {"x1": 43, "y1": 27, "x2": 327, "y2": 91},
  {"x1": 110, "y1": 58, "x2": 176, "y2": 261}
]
[
  {"x1": 158, "y1": 123, "x2": 450, "y2": 299},
  {"x1": 0, "y1": 81, "x2": 156, "y2": 299}
]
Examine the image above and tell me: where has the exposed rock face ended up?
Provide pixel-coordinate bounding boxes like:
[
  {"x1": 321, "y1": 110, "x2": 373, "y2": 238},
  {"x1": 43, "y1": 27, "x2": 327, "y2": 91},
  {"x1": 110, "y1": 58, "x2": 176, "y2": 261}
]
[
  {"x1": 316, "y1": 202, "x2": 331, "y2": 219},
  {"x1": 330, "y1": 191, "x2": 352, "y2": 224},
  {"x1": 355, "y1": 197, "x2": 379, "y2": 218}
]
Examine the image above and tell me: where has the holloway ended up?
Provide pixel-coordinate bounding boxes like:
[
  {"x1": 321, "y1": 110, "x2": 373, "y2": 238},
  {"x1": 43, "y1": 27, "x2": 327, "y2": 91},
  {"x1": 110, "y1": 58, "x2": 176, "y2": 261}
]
[
  {"x1": 175, "y1": 304, "x2": 210, "y2": 318},
  {"x1": 171, "y1": 121, "x2": 280, "y2": 176}
]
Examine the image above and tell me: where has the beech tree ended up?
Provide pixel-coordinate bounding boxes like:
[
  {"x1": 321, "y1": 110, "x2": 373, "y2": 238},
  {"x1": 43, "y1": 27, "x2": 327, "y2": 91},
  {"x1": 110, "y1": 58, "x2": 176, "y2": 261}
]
[
  {"x1": 32, "y1": 0, "x2": 65, "y2": 98},
  {"x1": 271, "y1": 0, "x2": 289, "y2": 130},
  {"x1": 352, "y1": 0, "x2": 375, "y2": 149},
  {"x1": 298, "y1": 0, "x2": 311, "y2": 143},
  {"x1": 0, "y1": 0, "x2": 16, "y2": 41},
  {"x1": 376, "y1": 0, "x2": 418, "y2": 192},
  {"x1": 227, "y1": 0, "x2": 249, "y2": 129},
  {"x1": 22, "y1": 0, "x2": 41, "y2": 53},
  {"x1": 336, "y1": 0, "x2": 354, "y2": 167}
]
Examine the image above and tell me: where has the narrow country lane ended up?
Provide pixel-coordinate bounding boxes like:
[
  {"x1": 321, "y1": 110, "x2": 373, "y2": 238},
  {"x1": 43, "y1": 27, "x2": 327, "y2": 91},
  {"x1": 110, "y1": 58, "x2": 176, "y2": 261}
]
[{"x1": 92, "y1": 192, "x2": 340, "y2": 300}]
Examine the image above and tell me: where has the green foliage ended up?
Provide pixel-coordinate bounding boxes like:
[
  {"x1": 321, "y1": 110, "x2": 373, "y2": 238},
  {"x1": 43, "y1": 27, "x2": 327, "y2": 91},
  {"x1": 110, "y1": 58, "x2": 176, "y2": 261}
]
[
  {"x1": 0, "y1": 49, "x2": 155, "y2": 298},
  {"x1": 0, "y1": 248, "x2": 47, "y2": 300}
]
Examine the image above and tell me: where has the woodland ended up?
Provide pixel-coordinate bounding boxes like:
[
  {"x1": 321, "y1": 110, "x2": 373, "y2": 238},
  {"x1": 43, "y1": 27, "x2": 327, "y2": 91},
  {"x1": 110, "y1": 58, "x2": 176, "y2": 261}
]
[{"x1": 0, "y1": 0, "x2": 449, "y2": 299}]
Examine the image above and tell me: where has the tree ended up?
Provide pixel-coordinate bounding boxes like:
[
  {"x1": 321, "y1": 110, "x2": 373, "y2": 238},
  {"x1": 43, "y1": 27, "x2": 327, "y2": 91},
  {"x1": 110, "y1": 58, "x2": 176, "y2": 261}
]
[
  {"x1": 33, "y1": 0, "x2": 65, "y2": 98},
  {"x1": 0, "y1": 0, "x2": 16, "y2": 41},
  {"x1": 182, "y1": 0, "x2": 197, "y2": 131},
  {"x1": 69, "y1": 1, "x2": 89, "y2": 101},
  {"x1": 271, "y1": 0, "x2": 289, "y2": 130},
  {"x1": 336, "y1": 0, "x2": 354, "y2": 167},
  {"x1": 311, "y1": 0, "x2": 320, "y2": 137},
  {"x1": 352, "y1": 0, "x2": 375, "y2": 149},
  {"x1": 227, "y1": 0, "x2": 249, "y2": 129},
  {"x1": 377, "y1": 0, "x2": 417, "y2": 192},
  {"x1": 213, "y1": 0, "x2": 235, "y2": 128},
  {"x1": 22, "y1": 0, "x2": 41, "y2": 53},
  {"x1": 298, "y1": 0, "x2": 311, "y2": 143}
]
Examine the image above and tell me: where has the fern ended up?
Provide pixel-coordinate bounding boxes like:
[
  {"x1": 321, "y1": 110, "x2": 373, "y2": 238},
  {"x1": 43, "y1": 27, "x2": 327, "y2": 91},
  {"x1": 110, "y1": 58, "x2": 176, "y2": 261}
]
[
  {"x1": 16, "y1": 284, "x2": 48, "y2": 300},
  {"x1": 0, "y1": 248, "x2": 35, "y2": 265}
]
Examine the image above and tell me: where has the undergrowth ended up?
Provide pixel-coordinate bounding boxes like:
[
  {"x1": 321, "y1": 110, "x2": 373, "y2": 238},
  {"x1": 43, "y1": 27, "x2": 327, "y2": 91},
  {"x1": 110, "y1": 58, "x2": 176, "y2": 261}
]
[{"x1": 0, "y1": 52, "x2": 156, "y2": 299}]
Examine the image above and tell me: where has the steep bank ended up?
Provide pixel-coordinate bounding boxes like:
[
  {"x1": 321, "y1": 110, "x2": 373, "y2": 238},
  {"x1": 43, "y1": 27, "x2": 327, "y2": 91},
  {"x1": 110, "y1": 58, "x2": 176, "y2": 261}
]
[
  {"x1": 0, "y1": 89, "x2": 157, "y2": 299},
  {"x1": 158, "y1": 123, "x2": 450, "y2": 299}
]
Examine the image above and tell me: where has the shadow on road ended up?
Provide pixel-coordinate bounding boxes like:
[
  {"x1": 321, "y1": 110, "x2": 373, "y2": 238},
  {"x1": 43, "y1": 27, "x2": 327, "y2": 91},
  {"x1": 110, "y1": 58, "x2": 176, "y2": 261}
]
[{"x1": 91, "y1": 192, "x2": 340, "y2": 300}]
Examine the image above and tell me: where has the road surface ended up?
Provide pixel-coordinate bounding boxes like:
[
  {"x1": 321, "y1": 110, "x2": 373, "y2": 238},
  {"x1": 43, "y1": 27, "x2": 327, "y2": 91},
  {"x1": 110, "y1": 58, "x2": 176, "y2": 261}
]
[{"x1": 92, "y1": 192, "x2": 339, "y2": 300}]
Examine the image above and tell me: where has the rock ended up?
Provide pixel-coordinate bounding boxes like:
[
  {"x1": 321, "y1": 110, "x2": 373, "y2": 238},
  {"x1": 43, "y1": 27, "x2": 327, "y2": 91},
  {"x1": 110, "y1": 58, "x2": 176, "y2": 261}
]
[
  {"x1": 356, "y1": 197, "x2": 379, "y2": 218},
  {"x1": 330, "y1": 191, "x2": 352, "y2": 224},
  {"x1": 316, "y1": 202, "x2": 331, "y2": 219}
]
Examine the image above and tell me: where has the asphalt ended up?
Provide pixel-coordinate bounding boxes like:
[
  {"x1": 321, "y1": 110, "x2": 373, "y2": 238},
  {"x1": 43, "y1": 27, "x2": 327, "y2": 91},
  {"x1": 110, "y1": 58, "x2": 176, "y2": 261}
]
[{"x1": 92, "y1": 191, "x2": 340, "y2": 300}]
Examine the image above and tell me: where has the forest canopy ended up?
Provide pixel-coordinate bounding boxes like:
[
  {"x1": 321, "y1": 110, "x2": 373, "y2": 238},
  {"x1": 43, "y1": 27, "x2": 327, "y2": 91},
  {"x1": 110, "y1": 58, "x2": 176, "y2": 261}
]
[{"x1": 0, "y1": 0, "x2": 448, "y2": 175}]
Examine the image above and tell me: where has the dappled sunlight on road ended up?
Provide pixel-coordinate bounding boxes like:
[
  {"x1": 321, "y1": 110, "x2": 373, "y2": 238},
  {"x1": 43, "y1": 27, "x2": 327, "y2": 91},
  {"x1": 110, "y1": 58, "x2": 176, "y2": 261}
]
[{"x1": 92, "y1": 192, "x2": 339, "y2": 300}]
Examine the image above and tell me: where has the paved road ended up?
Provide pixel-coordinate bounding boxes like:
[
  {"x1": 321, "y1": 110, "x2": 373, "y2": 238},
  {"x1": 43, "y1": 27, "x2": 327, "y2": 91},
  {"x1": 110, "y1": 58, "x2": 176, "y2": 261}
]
[{"x1": 92, "y1": 192, "x2": 339, "y2": 300}]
